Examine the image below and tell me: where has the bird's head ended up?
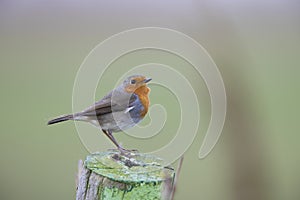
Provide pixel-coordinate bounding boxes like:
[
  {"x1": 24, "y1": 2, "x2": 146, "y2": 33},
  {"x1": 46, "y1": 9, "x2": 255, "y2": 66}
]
[{"x1": 123, "y1": 75, "x2": 152, "y2": 93}]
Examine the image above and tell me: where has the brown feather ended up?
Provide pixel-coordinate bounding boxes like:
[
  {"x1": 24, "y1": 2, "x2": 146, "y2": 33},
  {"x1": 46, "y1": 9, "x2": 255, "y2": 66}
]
[{"x1": 133, "y1": 86, "x2": 150, "y2": 117}]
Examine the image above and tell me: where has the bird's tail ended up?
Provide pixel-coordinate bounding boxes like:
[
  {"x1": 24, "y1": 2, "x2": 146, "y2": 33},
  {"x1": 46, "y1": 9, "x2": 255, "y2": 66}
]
[{"x1": 47, "y1": 114, "x2": 73, "y2": 125}]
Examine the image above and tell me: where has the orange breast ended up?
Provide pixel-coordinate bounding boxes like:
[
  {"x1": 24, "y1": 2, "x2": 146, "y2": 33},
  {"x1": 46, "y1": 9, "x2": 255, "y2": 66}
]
[{"x1": 134, "y1": 86, "x2": 150, "y2": 117}]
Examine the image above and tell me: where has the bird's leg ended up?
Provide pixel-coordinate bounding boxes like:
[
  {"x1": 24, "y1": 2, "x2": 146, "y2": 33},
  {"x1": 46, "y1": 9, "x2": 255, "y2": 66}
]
[
  {"x1": 102, "y1": 130, "x2": 139, "y2": 155},
  {"x1": 102, "y1": 130, "x2": 125, "y2": 152}
]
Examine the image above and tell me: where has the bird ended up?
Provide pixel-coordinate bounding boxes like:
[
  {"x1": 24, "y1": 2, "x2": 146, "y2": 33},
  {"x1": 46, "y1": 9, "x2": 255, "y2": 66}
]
[{"x1": 47, "y1": 75, "x2": 151, "y2": 152}]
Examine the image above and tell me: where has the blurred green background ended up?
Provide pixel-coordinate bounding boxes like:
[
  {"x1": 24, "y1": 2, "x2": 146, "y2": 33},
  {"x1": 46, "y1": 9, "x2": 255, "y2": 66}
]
[{"x1": 1, "y1": 1, "x2": 299, "y2": 199}]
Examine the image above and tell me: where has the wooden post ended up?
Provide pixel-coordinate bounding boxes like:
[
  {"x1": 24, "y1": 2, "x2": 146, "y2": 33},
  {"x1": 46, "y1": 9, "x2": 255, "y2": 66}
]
[{"x1": 76, "y1": 150, "x2": 175, "y2": 200}]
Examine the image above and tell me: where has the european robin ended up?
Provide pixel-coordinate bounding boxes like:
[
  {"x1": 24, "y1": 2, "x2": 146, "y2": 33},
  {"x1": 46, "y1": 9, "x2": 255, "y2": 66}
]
[{"x1": 48, "y1": 75, "x2": 151, "y2": 151}]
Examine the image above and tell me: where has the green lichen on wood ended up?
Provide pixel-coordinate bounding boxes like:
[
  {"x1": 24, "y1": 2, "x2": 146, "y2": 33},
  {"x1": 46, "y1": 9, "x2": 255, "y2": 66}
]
[
  {"x1": 85, "y1": 150, "x2": 174, "y2": 183},
  {"x1": 83, "y1": 150, "x2": 174, "y2": 200},
  {"x1": 101, "y1": 182, "x2": 162, "y2": 200}
]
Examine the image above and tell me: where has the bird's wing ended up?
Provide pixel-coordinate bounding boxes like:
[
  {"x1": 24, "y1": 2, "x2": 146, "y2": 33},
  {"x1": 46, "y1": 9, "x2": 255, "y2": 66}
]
[{"x1": 77, "y1": 92, "x2": 137, "y2": 117}]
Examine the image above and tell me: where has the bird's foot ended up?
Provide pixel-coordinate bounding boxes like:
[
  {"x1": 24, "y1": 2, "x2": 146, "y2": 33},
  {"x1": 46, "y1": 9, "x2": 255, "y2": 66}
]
[{"x1": 117, "y1": 146, "x2": 139, "y2": 156}]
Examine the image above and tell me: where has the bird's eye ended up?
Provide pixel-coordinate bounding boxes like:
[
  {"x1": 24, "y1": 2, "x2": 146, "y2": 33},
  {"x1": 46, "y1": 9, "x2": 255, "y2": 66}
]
[{"x1": 130, "y1": 79, "x2": 136, "y2": 84}]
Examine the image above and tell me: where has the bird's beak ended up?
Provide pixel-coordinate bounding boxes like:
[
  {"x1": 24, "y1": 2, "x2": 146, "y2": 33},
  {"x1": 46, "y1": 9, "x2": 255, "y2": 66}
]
[{"x1": 144, "y1": 78, "x2": 152, "y2": 83}]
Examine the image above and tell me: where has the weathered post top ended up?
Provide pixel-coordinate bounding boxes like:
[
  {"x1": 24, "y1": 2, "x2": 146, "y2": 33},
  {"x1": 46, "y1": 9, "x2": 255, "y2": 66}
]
[{"x1": 76, "y1": 150, "x2": 175, "y2": 200}]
